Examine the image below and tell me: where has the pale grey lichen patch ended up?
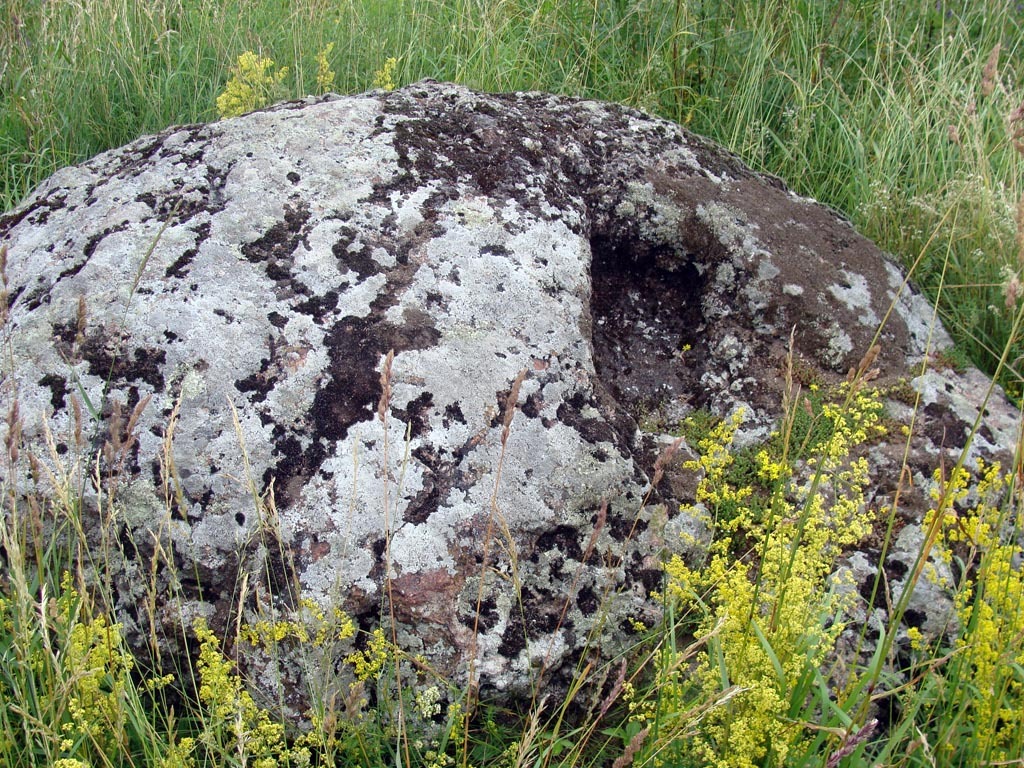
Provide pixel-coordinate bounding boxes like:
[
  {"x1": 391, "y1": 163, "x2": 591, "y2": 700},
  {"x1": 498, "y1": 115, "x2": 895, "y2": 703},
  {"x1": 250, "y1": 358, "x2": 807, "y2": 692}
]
[
  {"x1": 884, "y1": 260, "x2": 953, "y2": 359},
  {"x1": 828, "y1": 269, "x2": 880, "y2": 327},
  {"x1": 696, "y1": 200, "x2": 766, "y2": 263},
  {"x1": 823, "y1": 323, "x2": 854, "y2": 368},
  {"x1": 910, "y1": 368, "x2": 1019, "y2": 462}
]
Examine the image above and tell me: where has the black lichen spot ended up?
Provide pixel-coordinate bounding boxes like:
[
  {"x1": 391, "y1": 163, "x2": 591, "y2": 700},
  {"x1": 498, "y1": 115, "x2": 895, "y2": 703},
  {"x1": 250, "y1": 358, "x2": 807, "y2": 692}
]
[
  {"x1": 555, "y1": 392, "x2": 617, "y2": 445},
  {"x1": 499, "y1": 613, "x2": 527, "y2": 657},
  {"x1": 268, "y1": 312, "x2": 288, "y2": 329},
  {"x1": 480, "y1": 244, "x2": 510, "y2": 258},
  {"x1": 921, "y1": 403, "x2": 970, "y2": 447},
  {"x1": 393, "y1": 392, "x2": 434, "y2": 439},
  {"x1": 82, "y1": 221, "x2": 130, "y2": 259},
  {"x1": 241, "y1": 203, "x2": 310, "y2": 267},
  {"x1": 57, "y1": 259, "x2": 89, "y2": 282},
  {"x1": 287, "y1": 171, "x2": 301, "y2": 184},
  {"x1": 886, "y1": 559, "x2": 909, "y2": 581},
  {"x1": 310, "y1": 311, "x2": 441, "y2": 447},
  {"x1": 235, "y1": 367, "x2": 274, "y2": 401},
  {"x1": 164, "y1": 221, "x2": 210, "y2": 278},
  {"x1": 235, "y1": 512, "x2": 246, "y2": 526},
  {"x1": 521, "y1": 391, "x2": 543, "y2": 418},
  {"x1": 577, "y1": 585, "x2": 598, "y2": 616},
  {"x1": 294, "y1": 290, "x2": 339, "y2": 321},
  {"x1": 903, "y1": 608, "x2": 926, "y2": 629},
  {"x1": 533, "y1": 525, "x2": 583, "y2": 562},
  {"x1": 443, "y1": 402, "x2": 466, "y2": 427},
  {"x1": 79, "y1": 330, "x2": 167, "y2": 390},
  {"x1": 404, "y1": 444, "x2": 454, "y2": 524},
  {"x1": 265, "y1": 431, "x2": 329, "y2": 510},
  {"x1": 589, "y1": 236, "x2": 707, "y2": 418},
  {"x1": 234, "y1": 337, "x2": 280, "y2": 402},
  {"x1": 0, "y1": 190, "x2": 67, "y2": 232},
  {"x1": 608, "y1": 505, "x2": 640, "y2": 543},
  {"x1": 461, "y1": 596, "x2": 498, "y2": 632},
  {"x1": 332, "y1": 228, "x2": 383, "y2": 281},
  {"x1": 38, "y1": 374, "x2": 68, "y2": 410},
  {"x1": 135, "y1": 192, "x2": 158, "y2": 209},
  {"x1": 311, "y1": 316, "x2": 387, "y2": 442}
]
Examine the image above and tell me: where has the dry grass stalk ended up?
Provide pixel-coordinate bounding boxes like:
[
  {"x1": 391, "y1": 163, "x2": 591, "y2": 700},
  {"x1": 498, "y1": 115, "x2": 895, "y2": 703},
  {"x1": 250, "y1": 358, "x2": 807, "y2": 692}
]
[
  {"x1": 611, "y1": 726, "x2": 649, "y2": 768},
  {"x1": 1010, "y1": 99, "x2": 1024, "y2": 153},
  {"x1": 377, "y1": 348, "x2": 394, "y2": 423},
  {"x1": 652, "y1": 436, "x2": 683, "y2": 487},
  {"x1": 598, "y1": 658, "x2": 628, "y2": 719},
  {"x1": 826, "y1": 718, "x2": 878, "y2": 768},
  {"x1": 501, "y1": 368, "x2": 527, "y2": 446},
  {"x1": 0, "y1": 244, "x2": 8, "y2": 327},
  {"x1": 981, "y1": 43, "x2": 1001, "y2": 97},
  {"x1": 1017, "y1": 194, "x2": 1024, "y2": 268}
]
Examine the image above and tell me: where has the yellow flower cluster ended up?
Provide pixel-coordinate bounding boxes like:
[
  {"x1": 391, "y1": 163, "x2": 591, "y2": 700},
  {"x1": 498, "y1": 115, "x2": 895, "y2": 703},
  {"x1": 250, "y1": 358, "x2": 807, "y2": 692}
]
[
  {"x1": 216, "y1": 51, "x2": 289, "y2": 119},
  {"x1": 63, "y1": 613, "x2": 135, "y2": 756},
  {"x1": 680, "y1": 408, "x2": 754, "y2": 527},
  {"x1": 345, "y1": 626, "x2": 391, "y2": 681},
  {"x1": 373, "y1": 57, "x2": 398, "y2": 91},
  {"x1": 240, "y1": 597, "x2": 355, "y2": 649},
  {"x1": 193, "y1": 617, "x2": 309, "y2": 768},
  {"x1": 663, "y1": 387, "x2": 881, "y2": 767},
  {"x1": 315, "y1": 43, "x2": 336, "y2": 94},
  {"x1": 920, "y1": 459, "x2": 1024, "y2": 762}
]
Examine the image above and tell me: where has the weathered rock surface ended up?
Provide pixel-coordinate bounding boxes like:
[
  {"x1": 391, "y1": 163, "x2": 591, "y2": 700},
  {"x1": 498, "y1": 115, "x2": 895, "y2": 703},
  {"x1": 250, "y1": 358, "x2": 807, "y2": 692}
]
[{"x1": 0, "y1": 81, "x2": 1018, "y2": 715}]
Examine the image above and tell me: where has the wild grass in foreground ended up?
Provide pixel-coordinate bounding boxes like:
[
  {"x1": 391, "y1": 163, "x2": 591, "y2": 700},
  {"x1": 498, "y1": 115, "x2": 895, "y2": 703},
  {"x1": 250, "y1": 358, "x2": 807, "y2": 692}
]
[
  {"x1": 3, "y1": 0, "x2": 1024, "y2": 395},
  {"x1": 4, "y1": 205, "x2": 1024, "y2": 768},
  {"x1": 3, "y1": 234, "x2": 1024, "y2": 767}
]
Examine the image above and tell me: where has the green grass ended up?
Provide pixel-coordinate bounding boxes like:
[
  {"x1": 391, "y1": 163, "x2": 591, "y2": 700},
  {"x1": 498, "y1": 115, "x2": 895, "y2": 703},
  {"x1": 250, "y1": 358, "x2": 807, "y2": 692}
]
[
  {"x1": 4, "y1": 1, "x2": 1024, "y2": 766},
  {"x1": 3, "y1": 0, "x2": 1024, "y2": 393}
]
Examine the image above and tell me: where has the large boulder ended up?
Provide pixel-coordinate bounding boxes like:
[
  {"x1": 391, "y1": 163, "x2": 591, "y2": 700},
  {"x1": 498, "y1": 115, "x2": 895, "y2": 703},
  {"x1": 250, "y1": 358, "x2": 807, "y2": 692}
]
[{"x1": 0, "y1": 81, "x2": 1017, "y2": 715}]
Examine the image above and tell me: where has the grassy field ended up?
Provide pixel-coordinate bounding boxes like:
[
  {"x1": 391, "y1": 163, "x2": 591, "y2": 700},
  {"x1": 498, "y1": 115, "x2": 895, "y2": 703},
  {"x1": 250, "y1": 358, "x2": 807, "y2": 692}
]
[{"x1": 3, "y1": 1, "x2": 1024, "y2": 766}]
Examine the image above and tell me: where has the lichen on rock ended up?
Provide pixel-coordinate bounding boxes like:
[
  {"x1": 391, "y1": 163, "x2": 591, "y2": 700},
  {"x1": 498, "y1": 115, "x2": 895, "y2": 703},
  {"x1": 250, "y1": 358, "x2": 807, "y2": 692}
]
[{"x1": 0, "y1": 80, "x2": 1017, "y2": 718}]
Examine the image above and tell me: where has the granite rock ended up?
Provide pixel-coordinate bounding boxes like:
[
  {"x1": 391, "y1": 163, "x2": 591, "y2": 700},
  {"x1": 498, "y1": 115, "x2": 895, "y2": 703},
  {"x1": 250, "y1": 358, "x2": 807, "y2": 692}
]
[{"x1": 0, "y1": 81, "x2": 1017, "y2": 716}]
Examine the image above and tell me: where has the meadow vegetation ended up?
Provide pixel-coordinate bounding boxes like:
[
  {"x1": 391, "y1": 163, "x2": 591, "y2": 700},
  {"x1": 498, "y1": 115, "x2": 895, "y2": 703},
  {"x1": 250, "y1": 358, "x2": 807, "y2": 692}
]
[{"x1": 3, "y1": 1, "x2": 1024, "y2": 766}]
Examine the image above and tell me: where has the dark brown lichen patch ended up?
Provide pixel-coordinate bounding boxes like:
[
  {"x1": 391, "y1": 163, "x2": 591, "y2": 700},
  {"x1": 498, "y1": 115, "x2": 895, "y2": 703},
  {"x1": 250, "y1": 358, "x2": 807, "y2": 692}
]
[
  {"x1": 405, "y1": 445, "x2": 456, "y2": 524},
  {"x1": 83, "y1": 221, "x2": 130, "y2": 259},
  {"x1": 0, "y1": 190, "x2": 68, "y2": 231},
  {"x1": 443, "y1": 402, "x2": 466, "y2": 427},
  {"x1": 313, "y1": 310, "x2": 442, "y2": 438},
  {"x1": 332, "y1": 227, "x2": 384, "y2": 281},
  {"x1": 577, "y1": 585, "x2": 599, "y2": 616},
  {"x1": 234, "y1": 345, "x2": 277, "y2": 402},
  {"x1": 922, "y1": 402, "x2": 971, "y2": 447},
  {"x1": 497, "y1": 585, "x2": 570, "y2": 659},
  {"x1": 79, "y1": 328, "x2": 166, "y2": 390},
  {"x1": 293, "y1": 290, "x2": 339, "y2": 322},
  {"x1": 104, "y1": 135, "x2": 165, "y2": 181},
  {"x1": 531, "y1": 525, "x2": 583, "y2": 562},
  {"x1": 555, "y1": 392, "x2": 619, "y2": 446},
  {"x1": 385, "y1": 91, "x2": 594, "y2": 225},
  {"x1": 164, "y1": 221, "x2": 210, "y2": 278},
  {"x1": 393, "y1": 392, "x2": 434, "y2": 439},
  {"x1": 38, "y1": 373, "x2": 68, "y2": 410},
  {"x1": 241, "y1": 202, "x2": 310, "y2": 269},
  {"x1": 275, "y1": 305, "x2": 441, "y2": 507},
  {"x1": 460, "y1": 595, "x2": 499, "y2": 632},
  {"x1": 589, "y1": 236, "x2": 707, "y2": 426}
]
